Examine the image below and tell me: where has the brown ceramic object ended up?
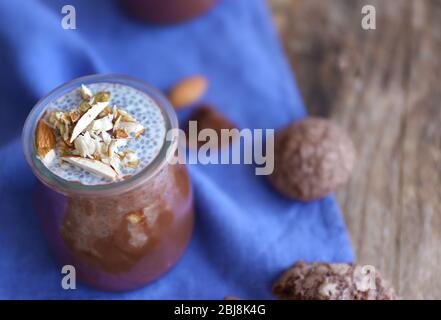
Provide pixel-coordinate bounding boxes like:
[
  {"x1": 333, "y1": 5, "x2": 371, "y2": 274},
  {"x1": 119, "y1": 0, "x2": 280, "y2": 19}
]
[{"x1": 121, "y1": 0, "x2": 218, "y2": 24}]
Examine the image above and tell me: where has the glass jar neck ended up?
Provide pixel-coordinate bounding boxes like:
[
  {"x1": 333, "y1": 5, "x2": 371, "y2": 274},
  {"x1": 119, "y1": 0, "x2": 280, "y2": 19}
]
[{"x1": 22, "y1": 74, "x2": 178, "y2": 197}]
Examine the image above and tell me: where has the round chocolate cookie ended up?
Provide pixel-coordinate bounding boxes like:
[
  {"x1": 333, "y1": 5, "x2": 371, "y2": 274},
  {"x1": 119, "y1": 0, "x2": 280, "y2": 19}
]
[
  {"x1": 273, "y1": 261, "x2": 397, "y2": 300},
  {"x1": 268, "y1": 117, "x2": 355, "y2": 201}
]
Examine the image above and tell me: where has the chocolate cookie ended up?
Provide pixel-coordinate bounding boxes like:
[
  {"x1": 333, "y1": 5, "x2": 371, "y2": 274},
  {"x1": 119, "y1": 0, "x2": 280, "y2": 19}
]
[
  {"x1": 273, "y1": 261, "x2": 397, "y2": 300},
  {"x1": 268, "y1": 117, "x2": 355, "y2": 201}
]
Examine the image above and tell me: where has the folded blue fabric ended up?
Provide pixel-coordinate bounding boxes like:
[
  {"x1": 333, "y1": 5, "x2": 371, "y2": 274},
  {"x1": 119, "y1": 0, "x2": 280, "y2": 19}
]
[{"x1": 0, "y1": 0, "x2": 354, "y2": 299}]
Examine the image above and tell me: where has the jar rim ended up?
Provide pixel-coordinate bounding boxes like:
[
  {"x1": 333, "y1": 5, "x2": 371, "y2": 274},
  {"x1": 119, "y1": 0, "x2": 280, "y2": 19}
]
[{"x1": 22, "y1": 74, "x2": 178, "y2": 196}]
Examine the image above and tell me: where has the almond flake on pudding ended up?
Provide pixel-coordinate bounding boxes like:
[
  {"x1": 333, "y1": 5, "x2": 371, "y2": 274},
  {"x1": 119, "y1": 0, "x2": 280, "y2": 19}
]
[
  {"x1": 70, "y1": 101, "x2": 108, "y2": 143},
  {"x1": 109, "y1": 156, "x2": 123, "y2": 176},
  {"x1": 80, "y1": 84, "x2": 93, "y2": 100},
  {"x1": 74, "y1": 131, "x2": 96, "y2": 158},
  {"x1": 117, "y1": 109, "x2": 137, "y2": 123},
  {"x1": 135, "y1": 128, "x2": 146, "y2": 139},
  {"x1": 101, "y1": 131, "x2": 112, "y2": 145},
  {"x1": 48, "y1": 111, "x2": 72, "y2": 143},
  {"x1": 114, "y1": 121, "x2": 145, "y2": 139},
  {"x1": 92, "y1": 91, "x2": 111, "y2": 104},
  {"x1": 78, "y1": 100, "x2": 92, "y2": 113},
  {"x1": 113, "y1": 114, "x2": 122, "y2": 129},
  {"x1": 114, "y1": 128, "x2": 128, "y2": 139},
  {"x1": 69, "y1": 110, "x2": 81, "y2": 123},
  {"x1": 90, "y1": 114, "x2": 114, "y2": 133},
  {"x1": 97, "y1": 106, "x2": 113, "y2": 119},
  {"x1": 35, "y1": 119, "x2": 56, "y2": 165},
  {"x1": 108, "y1": 139, "x2": 127, "y2": 157},
  {"x1": 61, "y1": 156, "x2": 117, "y2": 180},
  {"x1": 122, "y1": 150, "x2": 140, "y2": 168}
]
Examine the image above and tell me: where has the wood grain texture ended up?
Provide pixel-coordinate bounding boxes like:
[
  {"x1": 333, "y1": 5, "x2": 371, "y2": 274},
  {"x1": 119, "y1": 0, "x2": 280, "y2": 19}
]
[{"x1": 268, "y1": 0, "x2": 441, "y2": 299}]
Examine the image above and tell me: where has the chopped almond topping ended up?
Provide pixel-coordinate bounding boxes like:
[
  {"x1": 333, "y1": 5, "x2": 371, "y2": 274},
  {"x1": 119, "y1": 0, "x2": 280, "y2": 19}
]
[
  {"x1": 80, "y1": 84, "x2": 93, "y2": 100},
  {"x1": 90, "y1": 114, "x2": 113, "y2": 133},
  {"x1": 135, "y1": 128, "x2": 145, "y2": 139},
  {"x1": 74, "y1": 131, "x2": 96, "y2": 158},
  {"x1": 92, "y1": 91, "x2": 110, "y2": 104},
  {"x1": 101, "y1": 131, "x2": 112, "y2": 145},
  {"x1": 122, "y1": 150, "x2": 140, "y2": 168},
  {"x1": 78, "y1": 101, "x2": 91, "y2": 113},
  {"x1": 61, "y1": 156, "x2": 117, "y2": 180},
  {"x1": 37, "y1": 85, "x2": 146, "y2": 181},
  {"x1": 114, "y1": 129, "x2": 128, "y2": 139},
  {"x1": 114, "y1": 121, "x2": 145, "y2": 138},
  {"x1": 35, "y1": 119, "x2": 56, "y2": 165},
  {"x1": 70, "y1": 101, "x2": 108, "y2": 143},
  {"x1": 69, "y1": 110, "x2": 81, "y2": 123}
]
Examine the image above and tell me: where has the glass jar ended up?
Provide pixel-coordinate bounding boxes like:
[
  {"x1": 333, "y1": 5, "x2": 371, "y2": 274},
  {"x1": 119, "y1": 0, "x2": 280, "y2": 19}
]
[
  {"x1": 22, "y1": 74, "x2": 194, "y2": 291},
  {"x1": 120, "y1": 0, "x2": 218, "y2": 24}
]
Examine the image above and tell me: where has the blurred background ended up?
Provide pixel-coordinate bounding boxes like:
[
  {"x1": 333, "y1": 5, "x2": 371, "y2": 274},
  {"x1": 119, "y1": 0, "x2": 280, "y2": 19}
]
[{"x1": 269, "y1": 0, "x2": 441, "y2": 299}]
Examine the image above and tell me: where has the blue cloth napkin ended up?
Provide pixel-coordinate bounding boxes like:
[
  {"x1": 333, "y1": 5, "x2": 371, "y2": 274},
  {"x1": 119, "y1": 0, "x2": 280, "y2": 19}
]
[{"x1": 0, "y1": 0, "x2": 353, "y2": 299}]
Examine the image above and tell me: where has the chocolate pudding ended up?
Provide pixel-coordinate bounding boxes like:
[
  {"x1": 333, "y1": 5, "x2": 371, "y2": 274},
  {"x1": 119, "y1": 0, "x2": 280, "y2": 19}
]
[{"x1": 23, "y1": 74, "x2": 194, "y2": 291}]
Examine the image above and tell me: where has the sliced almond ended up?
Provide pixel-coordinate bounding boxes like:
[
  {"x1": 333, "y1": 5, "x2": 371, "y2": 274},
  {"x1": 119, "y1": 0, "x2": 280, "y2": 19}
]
[
  {"x1": 61, "y1": 156, "x2": 117, "y2": 180},
  {"x1": 98, "y1": 106, "x2": 113, "y2": 118},
  {"x1": 122, "y1": 150, "x2": 140, "y2": 168},
  {"x1": 80, "y1": 84, "x2": 93, "y2": 100},
  {"x1": 168, "y1": 75, "x2": 208, "y2": 109},
  {"x1": 70, "y1": 101, "x2": 108, "y2": 143},
  {"x1": 92, "y1": 91, "x2": 110, "y2": 104},
  {"x1": 109, "y1": 156, "x2": 123, "y2": 176},
  {"x1": 135, "y1": 128, "x2": 145, "y2": 139},
  {"x1": 73, "y1": 131, "x2": 95, "y2": 158},
  {"x1": 101, "y1": 131, "x2": 112, "y2": 145},
  {"x1": 108, "y1": 139, "x2": 127, "y2": 157},
  {"x1": 78, "y1": 100, "x2": 92, "y2": 113},
  {"x1": 113, "y1": 114, "x2": 122, "y2": 128},
  {"x1": 118, "y1": 109, "x2": 137, "y2": 122},
  {"x1": 91, "y1": 114, "x2": 114, "y2": 133},
  {"x1": 114, "y1": 129, "x2": 128, "y2": 139},
  {"x1": 48, "y1": 111, "x2": 72, "y2": 143},
  {"x1": 89, "y1": 132, "x2": 108, "y2": 161},
  {"x1": 35, "y1": 119, "x2": 56, "y2": 165},
  {"x1": 69, "y1": 110, "x2": 81, "y2": 123},
  {"x1": 114, "y1": 121, "x2": 145, "y2": 138},
  {"x1": 125, "y1": 159, "x2": 140, "y2": 168},
  {"x1": 112, "y1": 105, "x2": 118, "y2": 120},
  {"x1": 57, "y1": 139, "x2": 74, "y2": 157}
]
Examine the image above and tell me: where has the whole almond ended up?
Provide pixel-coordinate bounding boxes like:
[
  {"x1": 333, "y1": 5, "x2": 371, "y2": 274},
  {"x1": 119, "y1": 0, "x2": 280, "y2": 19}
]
[
  {"x1": 168, "y1": 76, "x2": 208, "y2": 109},
  {"x1": 35, "y1": 119, "x2": 56, "y2": 158},
  {"x1": 184, "y1": 104, "x2": 236, "y2": 149}
]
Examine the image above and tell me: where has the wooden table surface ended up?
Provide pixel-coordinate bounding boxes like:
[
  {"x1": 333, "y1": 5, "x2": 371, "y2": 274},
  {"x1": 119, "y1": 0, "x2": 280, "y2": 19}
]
[{"x1": 268, "y1": 0, "x2": 441, "y2": 299}]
